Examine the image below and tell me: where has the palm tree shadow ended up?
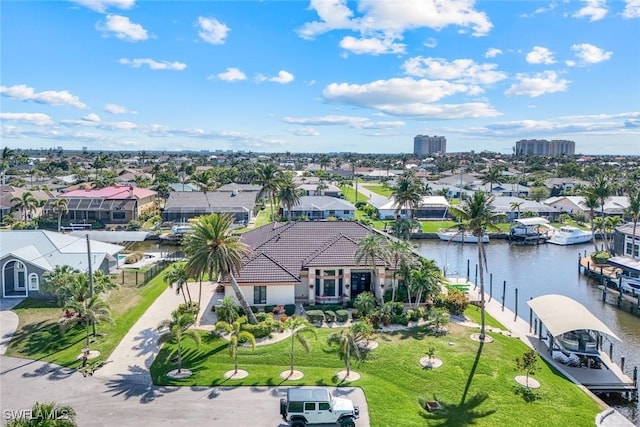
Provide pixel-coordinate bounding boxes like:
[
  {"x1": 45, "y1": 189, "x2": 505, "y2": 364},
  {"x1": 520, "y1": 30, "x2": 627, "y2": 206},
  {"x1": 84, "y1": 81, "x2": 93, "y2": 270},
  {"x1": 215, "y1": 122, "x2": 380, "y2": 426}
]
[
  {"x1": 420, "y1": 392, "x2": 495, "y2": 426},
  {"x1": 461, "y1": 341, "x2": 484, "y2": 404}
]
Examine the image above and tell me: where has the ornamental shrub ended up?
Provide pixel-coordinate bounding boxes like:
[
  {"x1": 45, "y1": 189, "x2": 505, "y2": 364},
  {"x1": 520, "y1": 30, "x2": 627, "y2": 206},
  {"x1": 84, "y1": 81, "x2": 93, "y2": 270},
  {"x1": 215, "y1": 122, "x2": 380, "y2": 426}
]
[
  {"x1": 335, "y1": 309, "x2": 349, "y2": 322},
  {"x1": 306, "y1": 310, "x2": 325, "y2": 324},
  {"x1": 284, "y1": 304, "x2": 296, "y2": 316},
  {"x1": 324, "y1": 310, "x2": 336, "y2": 322}
]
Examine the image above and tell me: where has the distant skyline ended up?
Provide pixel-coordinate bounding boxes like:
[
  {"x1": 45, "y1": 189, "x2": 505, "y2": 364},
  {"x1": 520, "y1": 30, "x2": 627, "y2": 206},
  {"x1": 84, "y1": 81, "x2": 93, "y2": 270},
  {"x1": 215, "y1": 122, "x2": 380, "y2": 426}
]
[{"x1": 1, "y1": 0, "x2": 639, "y2": 155}]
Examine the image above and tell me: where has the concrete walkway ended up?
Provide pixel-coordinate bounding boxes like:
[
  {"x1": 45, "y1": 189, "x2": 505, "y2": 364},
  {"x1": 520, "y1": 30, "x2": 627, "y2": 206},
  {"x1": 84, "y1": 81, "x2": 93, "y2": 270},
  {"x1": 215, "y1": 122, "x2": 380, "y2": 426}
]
[
  {"x1": 0, "y1": 298, "x2": 23, "y2": 355},
  {"x1": 465, "y1": 282, "x2": 635, "y2": 427}
]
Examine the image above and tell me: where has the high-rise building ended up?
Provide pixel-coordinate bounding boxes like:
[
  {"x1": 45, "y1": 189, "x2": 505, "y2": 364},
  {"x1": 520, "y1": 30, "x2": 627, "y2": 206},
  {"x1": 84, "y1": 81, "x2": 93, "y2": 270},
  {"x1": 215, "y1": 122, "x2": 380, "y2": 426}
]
[
  {"x1": 514, "y1": 139, "x2": 575, "y2": 155},
  {"x1": 414, "y1": 135, "x2": 446, "y2": 156}
]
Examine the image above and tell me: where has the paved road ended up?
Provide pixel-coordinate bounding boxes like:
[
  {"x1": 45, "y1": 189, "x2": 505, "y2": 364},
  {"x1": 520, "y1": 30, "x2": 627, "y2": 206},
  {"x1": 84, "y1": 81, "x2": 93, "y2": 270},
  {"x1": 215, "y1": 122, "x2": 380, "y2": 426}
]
[{"x1": 1, "y1": 355, "x2": 368, "y2": 427}]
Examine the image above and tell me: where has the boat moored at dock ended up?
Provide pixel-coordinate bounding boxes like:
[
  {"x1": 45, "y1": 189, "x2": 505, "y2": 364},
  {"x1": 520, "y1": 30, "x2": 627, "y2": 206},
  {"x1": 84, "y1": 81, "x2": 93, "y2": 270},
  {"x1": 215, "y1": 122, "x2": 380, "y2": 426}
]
[
  {"x1": 437, "y1": 229, "x2": 489, "y2": 243},
  {"x1": 548, "y1": 225, "x2": 593, "y2": 246}
]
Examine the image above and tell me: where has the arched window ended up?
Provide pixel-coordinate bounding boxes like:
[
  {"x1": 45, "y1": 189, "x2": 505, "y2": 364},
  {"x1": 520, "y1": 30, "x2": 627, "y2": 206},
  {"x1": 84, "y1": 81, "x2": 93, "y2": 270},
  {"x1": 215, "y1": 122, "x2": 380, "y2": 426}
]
[{"x1": 28, "y1": 273, "x2": 39, "y2": 291}]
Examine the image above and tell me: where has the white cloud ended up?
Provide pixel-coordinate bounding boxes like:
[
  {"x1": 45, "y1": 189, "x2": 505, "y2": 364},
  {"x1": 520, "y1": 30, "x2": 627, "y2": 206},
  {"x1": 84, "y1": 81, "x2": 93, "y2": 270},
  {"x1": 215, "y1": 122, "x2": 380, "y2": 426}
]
[
  {"x1": 339, "y1": 35, "x2": 405, "y2": 55},
  {"x1": 573, "y1": 0, "x2": 608, "y2": 21},
  {"x1": 214, "y1": 67, "x2": 247, "y2": 82},
  {"x1": 104, "y1": 103, "x2": 130, "y2": 114},
  {"x1": 0, "y1": 112, "x2": 53, "y2": 126},
  {"x1": 402, "y1": 57, "x2": 507, "y2": 85},
  {"x1": 119, "y1": 58, "x2": 187, "y2": 71},
  {"x1": 97, "y1": 14, "x2": 149, "y2": 42},
  {"x1": 505, "y1": 71, "x2": 570, "y2": 97},
  {"x1": 423, "y1": 37, "x2": 437, "y2": 48},
  {"x1": 623, "y1": 0, "x2": 640, "y2": 18},
  {"x1": 197, "y1": 17, "x2": 230, "y2": 45},
  {"x1": 570, "y1": 43, "x2": 613, "y2": 65},
  {"x1": 0, "y1": 84, "x2": 86, "y2": 108},
  {"x1": 283, "y1": 115, "x2": 405, "y2": 129},
  {"x1": 520, "y1": 2, "x2": 557, "y2": 17},
  {"x1": 288, "y1": 127, "x2": 320, "y2": 136},
  {"x1": 71, "y1": 0, "x2": 135, "y2": 13},
  {"x1": 297, "y1": 0, "x2": 493, "y2": 56},
  {"x1": 526, "y1": 46, "x2": 556, "y2": 64},
  {"x1": 485, "y1": 48, "x2": 503, "y2": 58},
  {"x1": 256, "y1": 70, "x2": 295, "y2": 84},
  {"x1": 82, "y1": 113, "x2": 101, "y2": 122}
]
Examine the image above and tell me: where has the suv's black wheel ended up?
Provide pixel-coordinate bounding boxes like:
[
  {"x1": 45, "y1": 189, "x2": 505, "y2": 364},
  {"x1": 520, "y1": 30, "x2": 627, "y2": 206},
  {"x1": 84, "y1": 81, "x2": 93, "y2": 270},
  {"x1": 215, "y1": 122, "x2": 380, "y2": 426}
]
[
  {"x1": 340, "y1": 417, "x2": 356, "y2": 427},
  {"x1": 290, "y1": 419, "x2": 306, "y2": 427}
]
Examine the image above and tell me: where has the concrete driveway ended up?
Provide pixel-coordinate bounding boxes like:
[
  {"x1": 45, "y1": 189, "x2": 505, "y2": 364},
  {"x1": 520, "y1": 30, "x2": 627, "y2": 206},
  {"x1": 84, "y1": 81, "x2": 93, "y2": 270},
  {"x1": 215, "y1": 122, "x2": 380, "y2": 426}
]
[{"x1": 0, "y1": 356, "x2": 369, "y2": 427}]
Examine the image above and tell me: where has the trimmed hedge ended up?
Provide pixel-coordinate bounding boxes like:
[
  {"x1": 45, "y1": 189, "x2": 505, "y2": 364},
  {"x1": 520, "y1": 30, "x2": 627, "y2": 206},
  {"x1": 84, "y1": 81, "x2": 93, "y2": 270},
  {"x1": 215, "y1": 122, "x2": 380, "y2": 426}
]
[
  {"x1": 351, "y1": 309, "x2": 361, "y2": 320},
  {"x1": 306, "y1": 310, "x2": 325, "y2": 324},
  {"x1": 284, "y1": 304, "x2": 296, "y2": 316},
  {"x1": 324, "y1": 310, "x2": 336, "y2": 322},
  {"x1": 241, "y1": 321, "x2": 273, "y2": 339},
  {"x1": 391, "y1": 313, "x2": 410, "y2": 326},
  {"x1": 335, "y1": 309, "x2": 349, "y2": 322}
]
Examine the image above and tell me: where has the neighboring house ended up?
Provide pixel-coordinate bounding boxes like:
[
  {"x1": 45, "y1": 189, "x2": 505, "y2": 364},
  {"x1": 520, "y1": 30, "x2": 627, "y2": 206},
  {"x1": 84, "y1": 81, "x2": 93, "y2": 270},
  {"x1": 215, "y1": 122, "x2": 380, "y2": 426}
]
[
  {"x1": 545, "y1": 196, "x2": 629, "y2": 217},
  {"x1": 115, "y1": 169, "x2": 153, "y2": 185},
  {"x1": 281, "y1": 196, "x2": 355, "y2": 221},
  {"x1": 217, "y1": 183, "x2": 261, "y2": 193},
  {"x1": 0, "y1": 230, "x2": 123, "y2": 298},
  {"x1": 612, "y1": 223, "x2": 640, "y2": 258},
  {"x1": 374, "y1": 195, "x2": 450, "y2": 220},
  {"x1": 473, "y1": 183, "x2": 530, "y2": 197},
  {"x1": 362, "y1": 170, "x2": 396, "y2": 181},
  {"x1": 228, "y1": 221, "x2": 390, "y2": 306},
  {"x1": 169, "y1": 182, "x2": 201, "y2": 192},
  {"x1": 544, "y1": 178, "x2": 588, "y2": 194},
  {"x1": 436, "y1": 173, "x2": 479, "y2": 188},
  {"x1": 297, "y1": 183, "x2": 341, "y2": 198},
  {"x1": 491, "y1": 196, "x2": 561, "y2": 221},
  {"x1": 44, "y1": 185, "x2": 157, "y2": 225},
  {"x1": 162, "y1": 190, "x2": 257, "y2": 224},
  {"x1": 0, "y1": 186, "x2": 56, "y2": 222}
]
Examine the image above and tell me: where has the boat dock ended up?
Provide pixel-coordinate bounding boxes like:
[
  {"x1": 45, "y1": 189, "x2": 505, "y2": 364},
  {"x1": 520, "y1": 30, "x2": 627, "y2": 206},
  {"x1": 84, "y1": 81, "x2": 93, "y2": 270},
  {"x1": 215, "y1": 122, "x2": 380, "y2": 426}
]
[
  {"x1": 464, "y1": 282, "x2": 637, "y2": 422},
  {"x1": 578, "y1": 255, "x2": 640, "y2": 317}
]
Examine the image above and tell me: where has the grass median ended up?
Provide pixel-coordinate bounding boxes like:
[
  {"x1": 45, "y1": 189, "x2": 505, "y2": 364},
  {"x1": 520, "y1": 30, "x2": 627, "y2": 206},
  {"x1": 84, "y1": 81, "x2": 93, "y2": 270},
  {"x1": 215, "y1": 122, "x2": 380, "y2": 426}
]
[{"x1": 151, "y1": 310, "x2": 601, "y2": 427}]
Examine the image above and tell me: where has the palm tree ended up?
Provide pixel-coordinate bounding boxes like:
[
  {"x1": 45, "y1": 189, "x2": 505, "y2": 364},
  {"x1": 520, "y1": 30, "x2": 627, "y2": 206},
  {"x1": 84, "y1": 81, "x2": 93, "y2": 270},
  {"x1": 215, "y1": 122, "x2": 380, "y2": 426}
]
[
  {"x1": 43, "y1": 268, "x2": 116, "y2": 306},
  {"x1": 215, "y1": 318, "x2": 256, "y2": 375},
  {"x1": 284, "y1": 316, "x2": 317, "y2": 376},
  {"x1": 1, "y1": 146, "x2": 15, "y2": 186},
  {"x1": 183, "y1": 213, "x2": 258, "y2": 324},
  {"x1": 91, "y1": 153, "x2": 108, "y2": 181},
  {"x1": 448, "y1": 191, "x2": 501, "y2": 341},
  {"x1": 216, "y1": 295, "x2": 240, "y2": 324},
  {"x1": 326, "y1": 326, "x2": 364, "y2": 378},
  {"x1": 278, "y1": 174, "x2": 303, "y2": 221},
  {"x1": 60, "y1": 295, "x2": 113, "y2": 347},
  {"x1": 50, "y1": 198, "x2": 68, "y2": 232},
  {"x1": 157, "y1": 311, "x2": 201, "y2": 375},
  {"x1": 11, "y1": 191, "x2": 37, "y2": 222},
  {"x1": 408, "y1": 258, "x2": 443, "y2": 308},
  {"x1": 41, "y1": 265, "x2": 79, "y2": 304},
  {"x1": 163, "y1": 264, "x2": 192, "y2": 304},
  {"x1": 354, "y1": 233, "x2": 389, "y2": 302},
  {"x1": 391, "y1": 171, "x2": 424, "y2": 220},
  {"x1": 624, "y1": 189, "x2": 640, "y2": 259},
  {"x1": 604, "y1": 216, "x2": 623, "y2": 252},
  {"x1": 509, "y1": 201, "x2": 523, "y2": 220},
  {"x1": 481, "y1": 166, "x2": 503, "y2": 194},
  {"x1": 253, "y1": 163, "x2": 282, "y2": 221},
  {"x1": 5, "y1": 401, "x2": 77, "y2": 427},
  {"x1": 387, "y1": 240, "x2": 416, "y2": 302},
  {"x1": 192, "y1": 170, "x2": 218, "y2": 194},
  {"x1": 590, "y1": 173, "x2": 613, "y2": 225},
  {"x1": 580, "y1": 191, "x2": 600, "y2": 253}
]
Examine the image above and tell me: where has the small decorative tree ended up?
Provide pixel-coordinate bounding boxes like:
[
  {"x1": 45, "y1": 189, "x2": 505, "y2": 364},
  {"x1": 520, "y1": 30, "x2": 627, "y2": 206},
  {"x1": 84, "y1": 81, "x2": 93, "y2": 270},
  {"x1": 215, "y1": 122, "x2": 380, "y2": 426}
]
[
  {"x1": 426, "y1": 346, "x2": 436, "y2": 362},
  {"x1": 516, "y1": 349, "x2": 541, "y2": 389},
  {"x1": 157, "y1": 311, "x2": 201, "y2": 375},
  {"x1": 215, "y1": 317, "x2": 256, "y2": 375}
]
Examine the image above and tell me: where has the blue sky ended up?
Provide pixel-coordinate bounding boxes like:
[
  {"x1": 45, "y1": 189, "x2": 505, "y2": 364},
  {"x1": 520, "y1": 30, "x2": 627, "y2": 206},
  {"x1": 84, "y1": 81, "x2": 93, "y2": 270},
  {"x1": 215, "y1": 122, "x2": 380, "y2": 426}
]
[{"x1": 1, "y1": 0, "x2": 639, "y2": 155}]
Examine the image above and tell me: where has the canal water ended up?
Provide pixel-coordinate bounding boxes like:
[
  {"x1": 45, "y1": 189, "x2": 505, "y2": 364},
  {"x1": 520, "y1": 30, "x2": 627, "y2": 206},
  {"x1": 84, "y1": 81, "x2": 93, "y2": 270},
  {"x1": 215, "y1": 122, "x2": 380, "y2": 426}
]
[{"x1": 413, "y1": 239, "x2": 640, "y2": 424}]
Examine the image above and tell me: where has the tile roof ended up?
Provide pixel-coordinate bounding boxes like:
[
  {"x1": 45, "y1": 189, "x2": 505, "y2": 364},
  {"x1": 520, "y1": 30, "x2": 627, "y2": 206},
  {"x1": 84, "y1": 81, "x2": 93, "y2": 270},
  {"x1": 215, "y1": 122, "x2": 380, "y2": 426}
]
[
  {"x1": 64, "y1": 185, "x2": 156, "y2": 200},
  {"x1": 163, "y1": 190, "x2": 257, "y2": 213},
  {"x1": 237, "y1": 221, "x2": 384, "y2": 283}
]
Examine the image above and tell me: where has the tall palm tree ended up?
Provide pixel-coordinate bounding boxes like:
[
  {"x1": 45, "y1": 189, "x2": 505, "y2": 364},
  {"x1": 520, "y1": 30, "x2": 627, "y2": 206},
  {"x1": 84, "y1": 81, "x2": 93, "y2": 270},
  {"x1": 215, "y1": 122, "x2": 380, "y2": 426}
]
[
  {"x1": 183, "y1": 213, "x2": 258, "y2": 324},
  {"x1": 1, "y1": 146, "x2": 15, "y2": 186},
  {"x1": 215, "y1": 318, "x2": 256, "y2": 375},
  {"x1": 284, "y1": 316, "x2": 317, "y2": 375},
  {"x1": 278, "y1": 174, "x2": 303, "y2": 221},
  {"x1": 60, "y1": 295, "x2": 113, "y2": 347},
  {"x1": 481, "y1": 166, "x2": 503, "y2": 194},
  {"x1": 590, "y1": 173, "x2": 613, "y2": 224},
  {"x1": 391, "y1": 171, "x2": 424, "y2": 220},
  {"x1": 408, "y1": 258, "x2": 443, "y2": 308},
  {"x1": 11, "y1": 191, "x2": 37, "y2": 222},
  {"x1": 5, "y1": 401, "x2": 77, "y2": 427},
  {"x1": 163, "y1": 264, "x2": 192, "y2": 304},
  {"x1": 387, "y1": 240, "x2": 416, "y2": 302},
  {"x1": 624, "y1": 189, "x2": 640, "y2": 259},
  {"x1": 253, "y1": 163, "x2": 282, "y2": 221},
  {"x1": 448, "y1": 191, "x2": 501, "y2": 341},
  {"x1": 157, "y1": 311, "x2": 201, "y2": 375},
  {"x1": 354, "y1": 233, "x2": 389, "y2": 302},
  {"x1": 580, "y1": 191, "x2": 600, "y2": 253},
  {"x1": 604, "y1": 216, "x2": 623, "y2": 252},
  {"x1": 509, "y1": 201, "x2": 523, "y2": 220},
  {"x1": 191, "y1": 170, "x2": 218, "y2": 194},
  {"x1": 50, "y1": 198, "x2": 68, "y2": 232}
]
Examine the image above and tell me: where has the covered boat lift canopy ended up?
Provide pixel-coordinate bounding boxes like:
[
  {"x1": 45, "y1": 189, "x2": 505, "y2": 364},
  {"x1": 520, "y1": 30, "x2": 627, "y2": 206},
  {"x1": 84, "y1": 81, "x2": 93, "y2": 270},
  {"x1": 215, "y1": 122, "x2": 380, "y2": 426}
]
[
  {"x1": 513, "y1": 217, "x2": 550, "y2": 226},
  {"x1": 608, "y1": 256, "x2": 640, "y2": 274},
  {"x1": 527, "y1": 294, "x2": 621, "y2": 341}
]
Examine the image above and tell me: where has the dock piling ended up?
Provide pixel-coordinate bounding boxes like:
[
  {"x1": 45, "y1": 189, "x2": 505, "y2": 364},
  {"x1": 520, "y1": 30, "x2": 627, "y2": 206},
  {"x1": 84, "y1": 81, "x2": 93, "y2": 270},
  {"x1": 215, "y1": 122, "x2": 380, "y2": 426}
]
[
  {"x1": 489, "y1": 273, "x2": 493, "y2": 302},
  {"x1": 621, "y1": 356, "x2": 626, "y2": 373},
  {"x1": 514, "y1": 288, "x2": 518, "y2": 321},
  {"x1": 501, "y1": 280, "x2": 506, "y2": 311}
]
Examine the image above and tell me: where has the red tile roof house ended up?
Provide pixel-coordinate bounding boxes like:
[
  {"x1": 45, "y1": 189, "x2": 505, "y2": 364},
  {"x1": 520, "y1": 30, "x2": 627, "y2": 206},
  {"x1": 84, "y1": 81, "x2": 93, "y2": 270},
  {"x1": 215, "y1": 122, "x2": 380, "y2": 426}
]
[
  {"x1": 43, "y1": 185, "x2": 157, "y2": 226},
  {"x1": 225, "y1": 221, "x2": 391, "y2": 307}
]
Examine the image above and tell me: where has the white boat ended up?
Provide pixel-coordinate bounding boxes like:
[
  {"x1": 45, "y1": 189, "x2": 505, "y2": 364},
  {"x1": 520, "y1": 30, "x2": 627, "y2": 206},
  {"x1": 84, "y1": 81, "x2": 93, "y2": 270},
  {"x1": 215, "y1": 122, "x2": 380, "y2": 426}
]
[
  {"x1": 437, "y1": 229, "x2": 489, "y2": 243},
  {"x1": 620, "y1": 274, "x2": 640, "y2": 295},
  {"x1": 548, "y1": 226, "x2": 593, "y2": 246}
]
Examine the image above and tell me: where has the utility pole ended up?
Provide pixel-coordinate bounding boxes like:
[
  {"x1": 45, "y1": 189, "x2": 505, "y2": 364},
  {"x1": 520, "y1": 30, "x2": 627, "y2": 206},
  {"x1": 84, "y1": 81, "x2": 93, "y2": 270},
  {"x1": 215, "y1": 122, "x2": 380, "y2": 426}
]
[{"x1": 86, "y1": 234, "x2": 96, "y2": 337}]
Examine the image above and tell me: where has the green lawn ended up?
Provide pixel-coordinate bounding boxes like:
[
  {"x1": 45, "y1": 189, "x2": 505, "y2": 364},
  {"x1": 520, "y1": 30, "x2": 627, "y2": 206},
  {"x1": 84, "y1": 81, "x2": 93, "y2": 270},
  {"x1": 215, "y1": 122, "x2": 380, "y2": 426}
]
[
  {"x1": 420, "y1": 220, "x2": 460, "y2": 232},
  {"x1": 6, "y1": 264, "x2": 174, "y2": 367},
  {"x1": 151, "y1": 312, "x2": 601, "y2": 427},
  {"x1": 340, "y1": 184, "x2": 370, "y2": 204},
  {"x1": 362, "y1": 184, "x2": 392, "y2": 197}
]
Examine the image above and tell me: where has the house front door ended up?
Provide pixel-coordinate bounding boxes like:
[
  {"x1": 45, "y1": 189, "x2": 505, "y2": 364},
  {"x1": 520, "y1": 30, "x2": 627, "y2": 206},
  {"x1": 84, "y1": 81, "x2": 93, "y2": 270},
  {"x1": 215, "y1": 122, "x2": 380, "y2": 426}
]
[{"x1": 350, "y1": 272, "x2": 371, "y2": 298}]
